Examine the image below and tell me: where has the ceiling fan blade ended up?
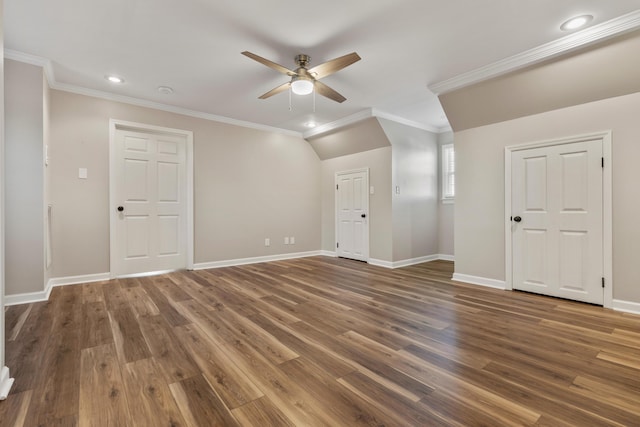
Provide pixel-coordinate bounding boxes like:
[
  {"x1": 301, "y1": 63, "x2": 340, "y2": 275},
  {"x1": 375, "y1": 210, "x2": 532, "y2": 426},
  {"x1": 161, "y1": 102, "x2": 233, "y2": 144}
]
[
  {"x1": 258, "y1": 81, "x2": 290, "y2": 99},
  {"x1": 314, "y1": 81, "x2": 346, "y2": 103},
  {"x1": 308, "y1": 52, "x2": 361, "y2": 80},
  {"x1": 241, "y1": 51, "x2": 296, "y2": 76}
]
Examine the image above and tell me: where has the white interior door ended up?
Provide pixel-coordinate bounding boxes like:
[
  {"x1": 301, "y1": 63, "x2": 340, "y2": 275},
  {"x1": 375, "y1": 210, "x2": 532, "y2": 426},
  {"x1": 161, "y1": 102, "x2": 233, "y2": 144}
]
[
  {"x1": 336, "y1": 169, "x2": 369, "y2": 261},
  {"x1": 113, "y1": 127, "x2": 188, "y2": 276},
  {"x1": 511, "y1": 139, "x2": 603, "y2": 305}
]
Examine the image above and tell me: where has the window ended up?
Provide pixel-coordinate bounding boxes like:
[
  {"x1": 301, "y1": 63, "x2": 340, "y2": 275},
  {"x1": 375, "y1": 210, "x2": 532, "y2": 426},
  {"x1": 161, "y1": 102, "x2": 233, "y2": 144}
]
[{"x1": 441, "y1": 144, "x2": 455, "y2": 201}]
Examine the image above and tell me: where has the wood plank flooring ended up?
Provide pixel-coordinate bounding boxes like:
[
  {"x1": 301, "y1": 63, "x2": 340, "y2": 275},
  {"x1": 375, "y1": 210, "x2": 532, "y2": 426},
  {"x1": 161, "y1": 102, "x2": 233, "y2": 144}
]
[{"x1": 2, "y1": 257, "x2": 640, "y2": 426}]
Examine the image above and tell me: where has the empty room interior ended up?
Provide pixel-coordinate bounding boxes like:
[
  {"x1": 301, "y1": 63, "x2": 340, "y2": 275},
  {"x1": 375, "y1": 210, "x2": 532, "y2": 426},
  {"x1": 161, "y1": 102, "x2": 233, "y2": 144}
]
[{"x1": 1, "y1": 1, "x2": 640, "y2": 426}]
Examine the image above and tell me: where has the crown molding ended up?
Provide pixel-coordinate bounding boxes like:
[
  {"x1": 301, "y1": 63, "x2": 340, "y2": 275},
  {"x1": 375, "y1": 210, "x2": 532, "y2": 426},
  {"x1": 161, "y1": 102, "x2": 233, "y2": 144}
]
[
  {"x1": 429, "y1": 9, "x2": 640, "y2": 95},
  {"x1": 302, "y1": 108, "x2": 374, "y2": 139},
  {"x1": 372, "y1": 108, "x2": 444, "y2": 133},
  {"x1": 5, "y1": 49, "x2": 442, "y2": 138},
  {"x1": 4, "y1": 49, "x2": 302, "y2": 137},
  {"x1": 303, "y1": 107, "x2": 447, "y2": 139},
  {"x1": 4, "y1": 49, "x2": 57, "y2": 86},
  {"x1": 51, "y1": 81, "x2": 303, "y2": 137}
]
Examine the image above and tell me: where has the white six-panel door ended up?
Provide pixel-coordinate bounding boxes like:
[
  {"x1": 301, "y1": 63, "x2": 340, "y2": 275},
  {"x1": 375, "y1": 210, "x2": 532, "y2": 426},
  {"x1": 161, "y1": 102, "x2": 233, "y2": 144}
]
[
  {"x1": 511, "y1": 138, "x2": 603, "y2": 305},
  {"x1": 113, "y1": 127, "x2": 188, "y2": 276},
  {"x1": 336, "y1": 169, "x2": 369, "y2": 261}
]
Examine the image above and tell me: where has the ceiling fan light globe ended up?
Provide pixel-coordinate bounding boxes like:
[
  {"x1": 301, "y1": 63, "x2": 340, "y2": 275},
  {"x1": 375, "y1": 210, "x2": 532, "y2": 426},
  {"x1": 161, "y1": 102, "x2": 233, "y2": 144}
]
[{"x1": 291, "y1": 79, "x2": 314, "y2": 95}]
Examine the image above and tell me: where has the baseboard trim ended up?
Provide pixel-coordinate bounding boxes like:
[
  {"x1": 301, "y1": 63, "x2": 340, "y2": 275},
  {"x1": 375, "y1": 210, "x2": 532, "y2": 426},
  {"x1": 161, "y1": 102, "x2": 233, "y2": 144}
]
[
  {"x1": 48, "y1": 272, "x2": 111, "y2": 287},
  {"x1": 4, "y1": 272, "x2": 111, "y2": 306},
  {"x1": 368, "y1": 258, "x2": 394, "y2": 268},
  {"x1": 193, "y1": 250, "x2": 325, "y2": 270},
  {"x1": 452, "y1": 273, "x2": 507, "y2": 290},
  {"x1": 319, "y1": 250, "x2": 337, "y2": 257},
  {"x1": 612, "y1": 299, "x2": 640, "y2": 315},
  {"x1": 0, "y1": 366, "x2": 14, "y2": 400},
  {"x1": 369, "y1": 254, "x2": 454, "y2": 269},
  {"x1": 4, "y1": 286, "x2": 52, "y2": 306}
]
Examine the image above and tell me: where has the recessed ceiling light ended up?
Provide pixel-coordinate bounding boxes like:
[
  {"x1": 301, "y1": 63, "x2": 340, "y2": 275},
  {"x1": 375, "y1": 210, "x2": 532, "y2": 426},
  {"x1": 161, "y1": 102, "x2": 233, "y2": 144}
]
[
  {"x1": 106, "y1": 75, "x2": 124, "y2": 84},
  {"x1": 560, "y1": 15, "x2": 593, "y2": 31},
  {"x1": 304, "y1": 121, "x2": 317, "y2": 128},
  {"x1": 157, "y1": 86, "x2": 174, "y2": 95}
]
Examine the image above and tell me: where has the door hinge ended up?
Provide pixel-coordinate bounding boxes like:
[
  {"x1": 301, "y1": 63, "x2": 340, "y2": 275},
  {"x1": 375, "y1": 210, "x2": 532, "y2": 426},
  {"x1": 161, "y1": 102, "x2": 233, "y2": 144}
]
[
  {"x1": 602, "y1": 157, "x2": 604, "y2": 168},
  {"x1": 336, "y1": 242, "x2": 339, "y2": 248},
  {"x1": 602, "y1": 277, "x2": 605, "y2": 288},
  {"x1": 336, "y1": 184, "x2": 339, "y2": 190}
]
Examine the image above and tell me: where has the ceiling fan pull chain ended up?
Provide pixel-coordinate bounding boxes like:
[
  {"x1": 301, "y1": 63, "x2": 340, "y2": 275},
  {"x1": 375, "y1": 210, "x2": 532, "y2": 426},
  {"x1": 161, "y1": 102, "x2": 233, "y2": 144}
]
[
  {"x1": 289, "y1": 86, "x2": 292, "y2": 111},
  {"x1": 313, "y1": 88, "x2": 316, "y2": 113}
]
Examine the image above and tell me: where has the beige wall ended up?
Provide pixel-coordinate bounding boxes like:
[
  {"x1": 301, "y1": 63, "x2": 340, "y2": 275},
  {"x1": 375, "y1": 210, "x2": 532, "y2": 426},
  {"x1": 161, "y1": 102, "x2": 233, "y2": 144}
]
[
  {"x1": 437, "y1": 131, "x2": 454, "y2": 257},
  {"x1": 307, "y1": 117, "x2": 390, "y2": 160},
  {"x1": 454, "y1": 91, "x2": 640, "y2": 303},
  {"x1": 49, "y1": 90, "x2": 321, "y2": 278},
  {"x1": 320, "y1": 147, "x2": 392, "y2": 261},
  {"x1": 379, "y1": 119, "x2": 439, "y2": 262},
  {"x1": 4, "y1": 60, "x2": 45, "y2": 294}
]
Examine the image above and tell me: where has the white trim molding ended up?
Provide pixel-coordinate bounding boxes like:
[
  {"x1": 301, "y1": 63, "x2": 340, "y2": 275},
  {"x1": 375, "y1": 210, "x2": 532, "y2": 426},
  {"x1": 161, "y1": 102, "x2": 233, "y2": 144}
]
[
  {"x1": 302, "y1": 108, "x2": 445, "y2": 140},
  {"x1": 0, "y1": 366, "x2": 14, "y2": 400},
  {"x1": 48, "y1": 272, "x2": 111, "y2": 287},
  {"x1": 4, "y1": 49, "x2": 301, "y2": 138},
  {"x1": 4, "y1": 287, "x2": 52, "y2": 306},
  {"x1": 369, "y1": 254, "x2": 453, "y2": 269},
  {"x1": 612, "y1": 299, "x2": 640, "y2": 315},
  {"x1": 193, "y1": 251, "x2": 324, "y2": 270},
  {"x1": 368, "y1": 258, "x2": 394, "y2": 269},
  {"x1": 319, "y1": 250, "x2": 337, "y2": 257},
  {"x1": 452, "y1": 273, "x2": 507, "y2": 290},
  {"x1": 429, "y1": 10, "x2": 640, "y2": 94},
  {"x1": 4, "y1": 273, "x2": 111, "y2": 306}
]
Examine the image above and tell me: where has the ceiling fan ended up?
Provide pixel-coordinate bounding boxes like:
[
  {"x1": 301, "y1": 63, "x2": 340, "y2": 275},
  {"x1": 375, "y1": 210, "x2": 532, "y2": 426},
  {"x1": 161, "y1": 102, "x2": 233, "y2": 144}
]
[{"x1": 241, "y1": 51, "x2": 361, "y2": 103}]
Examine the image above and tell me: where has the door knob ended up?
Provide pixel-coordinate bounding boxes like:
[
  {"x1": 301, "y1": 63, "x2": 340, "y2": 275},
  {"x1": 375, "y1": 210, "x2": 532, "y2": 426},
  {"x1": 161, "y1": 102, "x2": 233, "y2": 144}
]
[
  {"x1": 361, "y1": 213, "x2": 367, "y2": 218},
  {"x1": 513, "y1": 216, "x2": 522, "y2": 222},
  {"x1": 117, "y1": 206, "x2": 124, "y2": 212}
]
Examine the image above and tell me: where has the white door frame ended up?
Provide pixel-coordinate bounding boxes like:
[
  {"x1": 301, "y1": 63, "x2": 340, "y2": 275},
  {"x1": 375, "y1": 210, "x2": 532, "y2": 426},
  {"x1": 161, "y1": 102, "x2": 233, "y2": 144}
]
[
  {"x1": 504, "y1": 131, "x2": 612, "y2": 308},
  {"x1": 335, "y1": 168, "x2": 370, "y2": 261},
  {"x1": 109, "y1": 119, "x2": 194, "y2": 278}
]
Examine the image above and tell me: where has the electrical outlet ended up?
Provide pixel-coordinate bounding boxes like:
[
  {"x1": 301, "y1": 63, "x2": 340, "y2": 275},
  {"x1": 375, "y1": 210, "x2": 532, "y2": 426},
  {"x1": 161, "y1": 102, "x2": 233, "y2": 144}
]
[
  {"x1": 284, "y1": 237, "x2": 289, "y2": 245},
  {"x1": 265, "y1": 238, "x2": 270, "y2": 247},
  {"x1": 290, "y1": 236, "x2": 295, "y2": 245}
]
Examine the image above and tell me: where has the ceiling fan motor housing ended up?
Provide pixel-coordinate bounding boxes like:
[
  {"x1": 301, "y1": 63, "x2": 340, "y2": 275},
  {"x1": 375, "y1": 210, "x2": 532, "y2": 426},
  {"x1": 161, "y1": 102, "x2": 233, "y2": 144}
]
[{"x1": 295, "y1": 54, "x2": 311, "y2": 67}]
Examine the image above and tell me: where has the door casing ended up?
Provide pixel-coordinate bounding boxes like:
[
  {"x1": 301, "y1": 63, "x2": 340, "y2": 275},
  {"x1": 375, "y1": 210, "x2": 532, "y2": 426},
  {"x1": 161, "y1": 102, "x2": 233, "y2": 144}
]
[
  {"x1": 109, "y1": 119, "x2": 194, "y2": 278},
  {"x1": 504, "y1": 131, "x2": 612, "y2": 308}
]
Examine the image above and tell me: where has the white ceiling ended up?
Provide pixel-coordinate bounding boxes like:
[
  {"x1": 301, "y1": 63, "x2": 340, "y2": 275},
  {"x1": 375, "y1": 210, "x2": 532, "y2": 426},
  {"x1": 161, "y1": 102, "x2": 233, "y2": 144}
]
[{"x1": 5, "y1": 1, "x2": 640, "y2": 134}]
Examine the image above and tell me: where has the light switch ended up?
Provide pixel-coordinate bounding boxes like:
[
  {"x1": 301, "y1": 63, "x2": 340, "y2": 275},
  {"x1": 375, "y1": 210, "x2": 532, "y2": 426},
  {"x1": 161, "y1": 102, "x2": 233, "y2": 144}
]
[
  {"x1": 370, "y1": 186, "x2": 375, "y2": 194},
  {"x1": 395, "y1": 185, "x2": 400, "y2": 194},
  {"x1": 79, "y1": 168, "x2": 88, "y2": 179}
]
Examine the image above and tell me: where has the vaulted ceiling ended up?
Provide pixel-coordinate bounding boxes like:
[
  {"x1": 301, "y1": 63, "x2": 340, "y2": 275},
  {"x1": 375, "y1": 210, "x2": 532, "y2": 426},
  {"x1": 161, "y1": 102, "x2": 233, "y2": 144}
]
[{"x1": 5, "y1": 1, "x2": 640, "y2": 134}]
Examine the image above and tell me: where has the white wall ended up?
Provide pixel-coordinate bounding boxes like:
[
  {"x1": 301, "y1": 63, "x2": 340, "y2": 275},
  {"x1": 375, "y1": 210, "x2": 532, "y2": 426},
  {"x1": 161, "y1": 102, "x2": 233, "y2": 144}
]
[
  {"x1": 49, "y1": 89, "x2": 321, "y2": 279},
  {"x1": 437, "y1": 131, "x2": 454, "y2": 257},
  {"x1": 4, "y1": 60, "x2": 45, "y2": 295},
  {"x1": 454, "y1": 91, "x2": 640, "y2": 304},
  {"x1": 321, "y1": 147, "x2": 392, "y2": 261},
  {"x1": 379, "y1": 119, "x2": 439, "y2": 262}
]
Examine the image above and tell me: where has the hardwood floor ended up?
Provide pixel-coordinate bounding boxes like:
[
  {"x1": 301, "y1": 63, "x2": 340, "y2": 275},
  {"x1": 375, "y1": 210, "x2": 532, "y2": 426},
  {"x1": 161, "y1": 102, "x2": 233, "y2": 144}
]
[{"x1": 2, "y1": 257, "x2": 640, "y2": 426}]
